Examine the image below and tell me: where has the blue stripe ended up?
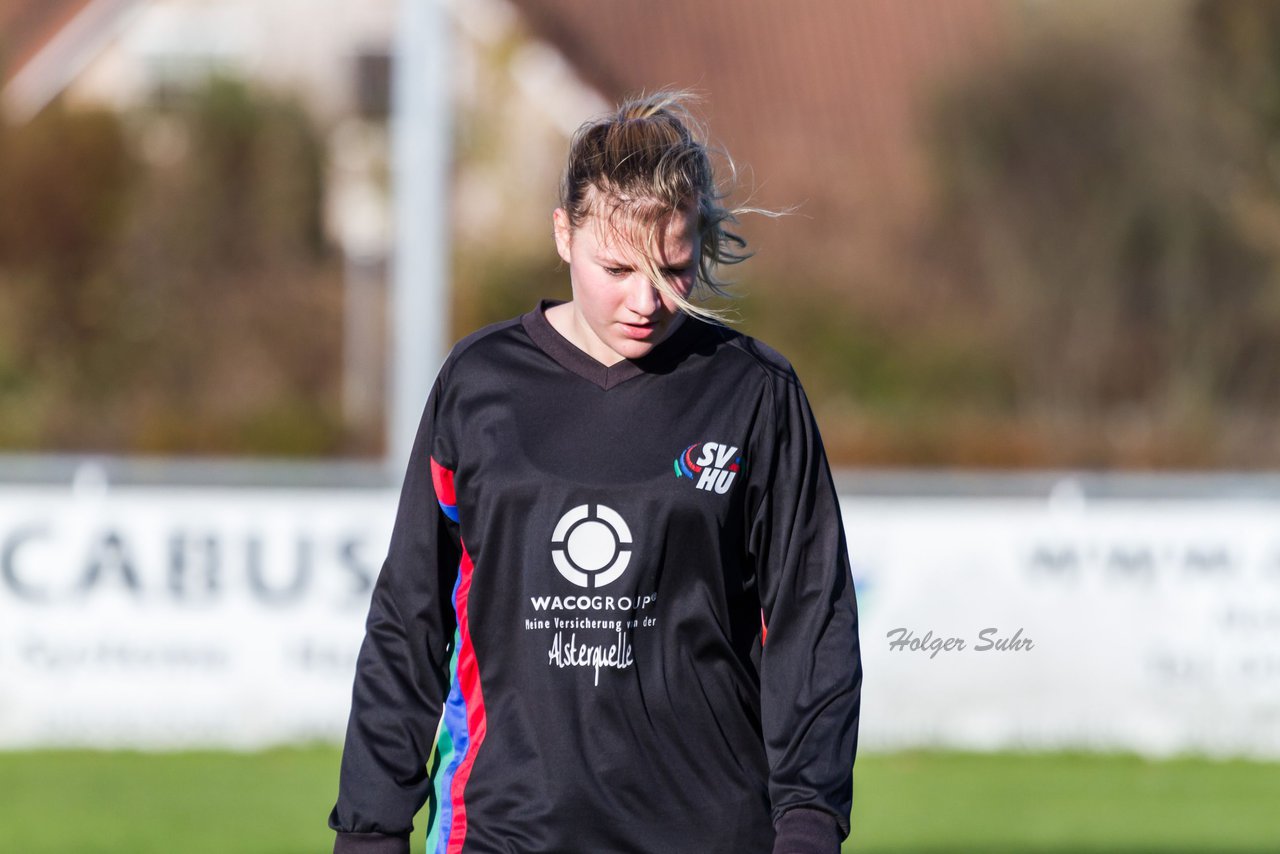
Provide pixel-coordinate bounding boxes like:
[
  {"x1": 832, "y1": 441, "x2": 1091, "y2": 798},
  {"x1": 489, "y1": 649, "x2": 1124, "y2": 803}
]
[
  {"x1": 438, "y1": 500, "x2": 459, "y2": 523},
  {"x1": 433, "y1": 571, "x2": 469, "y2": 854}
]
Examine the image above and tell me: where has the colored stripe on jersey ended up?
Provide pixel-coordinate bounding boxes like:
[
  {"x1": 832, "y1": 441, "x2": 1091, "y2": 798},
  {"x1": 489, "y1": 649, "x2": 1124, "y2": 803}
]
[
  {"x1": 446, "y1": 545, "x2": 484, "y2": 854},
  {"x1": 431, "y1": 577, "x2": 465, "y2": 854},
  {"x1": 431, "y1": 457, "x2": 459, "y2": 522},
  {"x1": 428, "y1": 458, "x2": 485, "y2": 853},
  {"x1": 424, "y1": 693, "x2": 455, "y2": 854}
]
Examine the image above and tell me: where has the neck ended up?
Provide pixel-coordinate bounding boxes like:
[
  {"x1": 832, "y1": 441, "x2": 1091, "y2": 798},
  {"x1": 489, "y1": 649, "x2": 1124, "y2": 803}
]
[{"x1": 543, "y1": 302, "x2": 625, "y2": 366}]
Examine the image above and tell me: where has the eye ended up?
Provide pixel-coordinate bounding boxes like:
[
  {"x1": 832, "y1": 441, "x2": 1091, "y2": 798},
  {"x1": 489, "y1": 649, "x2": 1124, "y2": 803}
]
[
  {"x1": 662, "y1": 267, "x2": 692, "y2": 279},
  {"x1": 603, "y1": 266, "x2": 629, "y2": 277}
]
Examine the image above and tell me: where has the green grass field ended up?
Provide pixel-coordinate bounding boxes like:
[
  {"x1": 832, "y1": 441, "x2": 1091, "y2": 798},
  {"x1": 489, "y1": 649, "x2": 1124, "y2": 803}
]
[{"x1": 0, "y1": 747, "x2": 1275, "y2": 853}]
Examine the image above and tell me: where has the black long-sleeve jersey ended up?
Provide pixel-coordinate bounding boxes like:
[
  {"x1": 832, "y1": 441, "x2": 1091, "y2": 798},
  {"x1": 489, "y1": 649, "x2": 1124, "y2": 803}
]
[{"x1": 330, "y1": 301, "x2": 861, "y2": 854}]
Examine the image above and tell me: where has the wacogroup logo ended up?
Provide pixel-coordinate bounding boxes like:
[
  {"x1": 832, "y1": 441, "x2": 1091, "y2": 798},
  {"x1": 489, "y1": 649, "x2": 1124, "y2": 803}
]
[
  {"x1": 550, "y1": 504, "x2": 633, "y2": 588},
  {"x1": 674, "y1": 441, "x2": 741, "y2": 494}
]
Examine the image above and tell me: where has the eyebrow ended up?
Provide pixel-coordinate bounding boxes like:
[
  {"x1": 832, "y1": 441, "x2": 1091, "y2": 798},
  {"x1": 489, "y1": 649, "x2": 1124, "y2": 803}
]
[{"x1": 596, "y1": 253, "x2": 695, "y2": 268}]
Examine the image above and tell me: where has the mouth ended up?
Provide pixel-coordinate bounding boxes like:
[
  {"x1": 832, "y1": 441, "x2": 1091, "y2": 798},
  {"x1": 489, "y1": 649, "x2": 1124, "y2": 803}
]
[{"x1": 619, "y1": 320, "x2": 659, "y2": 340}]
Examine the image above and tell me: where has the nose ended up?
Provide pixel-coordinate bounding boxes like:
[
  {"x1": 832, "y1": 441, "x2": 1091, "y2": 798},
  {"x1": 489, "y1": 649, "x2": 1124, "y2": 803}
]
[{"x1": 623, "y1": 274, "x2": 662, "y2": 316}]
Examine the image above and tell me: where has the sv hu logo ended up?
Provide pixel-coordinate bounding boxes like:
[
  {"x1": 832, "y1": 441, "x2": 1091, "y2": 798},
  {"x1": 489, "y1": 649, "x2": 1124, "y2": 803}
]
[
  {"x1": 674, "y1": 441, "x2": 741, "y2": 494},
  {"x1": 550, "y1": 504, "x2": 633, "y2": 588}
]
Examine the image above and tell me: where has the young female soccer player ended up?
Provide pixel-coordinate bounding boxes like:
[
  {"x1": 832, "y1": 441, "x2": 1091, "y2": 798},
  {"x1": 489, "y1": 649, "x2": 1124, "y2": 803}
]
[{"x1": 330, "y1": 91, "x2": 861, "y2": 854}]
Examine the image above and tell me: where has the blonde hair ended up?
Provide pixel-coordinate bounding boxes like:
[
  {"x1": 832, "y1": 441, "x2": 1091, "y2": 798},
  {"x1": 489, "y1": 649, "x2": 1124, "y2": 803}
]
[{"x1": 559, "y1": 90, "x2": 764, "y2": 322}]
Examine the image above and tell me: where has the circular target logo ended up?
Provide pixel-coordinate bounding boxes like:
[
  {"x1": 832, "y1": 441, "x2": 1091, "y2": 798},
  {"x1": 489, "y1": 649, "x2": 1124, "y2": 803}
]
[{"x1": 550, "y1": 504, "x2": 633, "y2": 588}]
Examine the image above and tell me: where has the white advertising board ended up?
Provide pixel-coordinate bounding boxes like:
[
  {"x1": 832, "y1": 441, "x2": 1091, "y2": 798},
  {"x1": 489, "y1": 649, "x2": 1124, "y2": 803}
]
[
  {"x1": 2, "y1": 480, "x2": 1278, "y2": 756},
  {"x1": 850, "y1": 493, "x2": 1280, "y2": 758},
  {"x1": 0, "y1": 483, "x2": 395, "y2": 748}
]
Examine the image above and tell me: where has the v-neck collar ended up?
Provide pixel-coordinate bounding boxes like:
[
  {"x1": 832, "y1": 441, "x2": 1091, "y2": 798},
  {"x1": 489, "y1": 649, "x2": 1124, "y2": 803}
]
[{"x1": 521, "y1": 299, "x2": 696, "y2": 390}]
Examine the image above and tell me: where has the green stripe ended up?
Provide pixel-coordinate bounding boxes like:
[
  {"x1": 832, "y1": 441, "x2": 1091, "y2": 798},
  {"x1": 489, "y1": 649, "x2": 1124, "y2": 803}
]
[{"x1": 424, "y1": 642, "x2": 461, "y2": 854}]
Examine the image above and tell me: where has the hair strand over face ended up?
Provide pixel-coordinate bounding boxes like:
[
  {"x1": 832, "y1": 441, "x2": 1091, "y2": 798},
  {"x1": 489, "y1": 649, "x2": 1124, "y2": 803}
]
[{"x1": 559, "y1": 90, "x2": 776, "y2": 323}]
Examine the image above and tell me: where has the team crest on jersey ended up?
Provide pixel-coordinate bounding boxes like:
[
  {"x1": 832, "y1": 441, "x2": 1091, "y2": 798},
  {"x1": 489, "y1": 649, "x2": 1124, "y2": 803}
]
[{"x1": 674, "y1": 441, "x2": 741, "y2": 494}]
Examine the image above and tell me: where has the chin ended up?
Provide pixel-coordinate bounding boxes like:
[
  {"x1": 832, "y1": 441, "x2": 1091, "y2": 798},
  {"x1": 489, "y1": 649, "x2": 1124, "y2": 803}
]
[{"x1": 610, "y1": 338, "x2": 656, "y2": 361}]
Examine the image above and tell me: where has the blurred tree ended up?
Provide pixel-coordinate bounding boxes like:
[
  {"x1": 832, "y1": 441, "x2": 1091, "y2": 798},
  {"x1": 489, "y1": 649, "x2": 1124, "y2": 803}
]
[
  {"x1": 0, "y1": 79, "x2": 351, "y2": 456},
  {"x1": 0, "y1": 103, "x2": 135, "y2": 351},
  {"x1": 923, "y1": 8, "x2": 1280, "y2": 465},
  {"x1": 0, "y1": 102, "x2": 137, "y2": 448},
  {"x1": 1193, "y1": 0, "x2": 1280, "y2": 141}
]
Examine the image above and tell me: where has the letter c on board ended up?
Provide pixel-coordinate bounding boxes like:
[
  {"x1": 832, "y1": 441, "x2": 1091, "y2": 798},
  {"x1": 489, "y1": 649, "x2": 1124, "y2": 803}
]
[{"x1": 1, "y1": 525, "x2": 52, "y2": 602}]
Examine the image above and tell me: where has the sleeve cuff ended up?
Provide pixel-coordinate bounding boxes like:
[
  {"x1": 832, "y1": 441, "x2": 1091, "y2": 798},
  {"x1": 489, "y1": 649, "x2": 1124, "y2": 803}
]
[
  {"x1": 333, "y1": 831, "x2": 410, "y2": 854},
  {"x1": 772, "y1": 807, "x2": 843, "y2": 854}
]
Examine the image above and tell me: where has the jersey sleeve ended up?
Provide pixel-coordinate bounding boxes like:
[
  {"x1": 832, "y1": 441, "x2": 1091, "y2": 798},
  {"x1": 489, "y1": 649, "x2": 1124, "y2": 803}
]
[
  {"x1": 745, "y1": 362, "x2": 862, "y2": 844},
  {"x1": 329, "y1": 373, "x2": 463, "y2": 854}
]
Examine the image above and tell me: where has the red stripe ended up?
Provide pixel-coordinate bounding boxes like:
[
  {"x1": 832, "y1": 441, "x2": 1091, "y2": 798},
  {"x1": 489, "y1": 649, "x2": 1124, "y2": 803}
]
[
  {"x1": 760, "y1": 609, "x2": 768, "y2": 646},
  {"x1": 447, "y1": 543, "x2": 485, "y2": 854},
  {"x1": 431, "y1": 457, "x2": 457, "y2": 506}
]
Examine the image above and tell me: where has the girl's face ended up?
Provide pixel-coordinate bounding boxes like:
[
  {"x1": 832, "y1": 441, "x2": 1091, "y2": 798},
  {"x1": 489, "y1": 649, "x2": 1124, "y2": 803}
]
[{"x1": 552, "y1": 200, "x2": 700, "y2": 366}]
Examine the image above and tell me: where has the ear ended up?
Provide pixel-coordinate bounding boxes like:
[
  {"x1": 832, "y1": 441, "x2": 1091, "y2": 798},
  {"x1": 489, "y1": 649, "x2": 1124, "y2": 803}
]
[{"x1": 552, "y1": 208, "x2": 573, "y2": 264}]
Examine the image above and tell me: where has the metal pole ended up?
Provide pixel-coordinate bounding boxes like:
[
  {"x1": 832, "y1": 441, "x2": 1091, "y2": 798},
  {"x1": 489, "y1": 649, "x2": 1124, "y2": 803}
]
[{"x1": 389, "y1": 0, "x2": 451, "y2": 481}]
